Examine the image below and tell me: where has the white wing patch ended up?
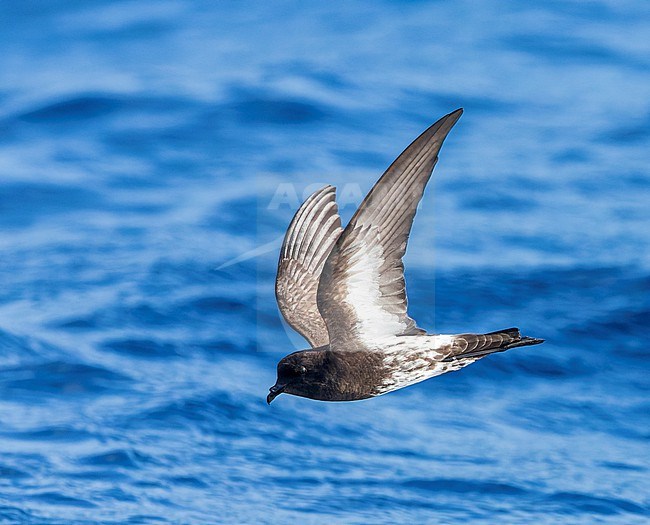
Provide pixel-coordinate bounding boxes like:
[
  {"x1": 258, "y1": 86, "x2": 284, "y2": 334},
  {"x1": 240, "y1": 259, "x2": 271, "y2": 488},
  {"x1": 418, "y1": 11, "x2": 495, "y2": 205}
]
[{"x1": 343, "y1": 241, "x2": 405, "y2": 344}]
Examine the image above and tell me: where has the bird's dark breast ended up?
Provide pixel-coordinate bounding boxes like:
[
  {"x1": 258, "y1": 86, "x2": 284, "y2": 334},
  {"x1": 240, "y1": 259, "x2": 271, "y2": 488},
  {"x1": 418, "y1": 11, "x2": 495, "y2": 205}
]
[{"x1": 302, "y1": 351, "x2": 387, "y2": 401}]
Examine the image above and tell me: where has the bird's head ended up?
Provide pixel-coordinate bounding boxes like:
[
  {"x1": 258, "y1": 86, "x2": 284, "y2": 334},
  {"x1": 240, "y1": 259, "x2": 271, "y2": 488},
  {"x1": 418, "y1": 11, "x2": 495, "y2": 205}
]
[{"x1": 267, "y1": 350, "x2": 326, "y2": 404}]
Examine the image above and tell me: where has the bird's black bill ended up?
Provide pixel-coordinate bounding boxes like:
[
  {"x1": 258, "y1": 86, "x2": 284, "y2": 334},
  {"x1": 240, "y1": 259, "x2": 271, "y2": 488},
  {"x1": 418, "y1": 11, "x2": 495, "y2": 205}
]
[{"x1": 267, "y1": 384, "x2": 286, "y2": 404}]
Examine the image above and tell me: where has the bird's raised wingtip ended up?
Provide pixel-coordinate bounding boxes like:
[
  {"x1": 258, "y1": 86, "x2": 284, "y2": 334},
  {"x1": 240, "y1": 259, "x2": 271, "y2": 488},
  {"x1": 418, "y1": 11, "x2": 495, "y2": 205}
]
[
  {"x1": 444, "y1": 107, "x2": 463, "y2": 123},
  {"x1": 312, "y1": 184, "x2": 336, "y2": 196}
]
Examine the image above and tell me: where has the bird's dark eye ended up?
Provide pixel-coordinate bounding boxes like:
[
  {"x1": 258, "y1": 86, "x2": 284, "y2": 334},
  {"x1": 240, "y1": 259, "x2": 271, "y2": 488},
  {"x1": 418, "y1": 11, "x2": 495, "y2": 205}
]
[{"x1": 279, "y1": 363, "x2": 307, "y2": 378}]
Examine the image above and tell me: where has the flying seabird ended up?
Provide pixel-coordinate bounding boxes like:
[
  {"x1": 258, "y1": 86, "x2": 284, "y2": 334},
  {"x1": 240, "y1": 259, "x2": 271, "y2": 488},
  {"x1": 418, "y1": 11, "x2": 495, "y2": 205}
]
[{"x1": 268, "y1": 108, "x2": 543, "y2": 404}]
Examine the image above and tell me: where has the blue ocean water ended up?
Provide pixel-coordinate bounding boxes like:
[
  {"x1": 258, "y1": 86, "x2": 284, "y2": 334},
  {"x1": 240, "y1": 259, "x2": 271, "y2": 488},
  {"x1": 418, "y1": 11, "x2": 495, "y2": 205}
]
[{"x1": 1, "y1": 1, "x2": 649, "y2": 523}]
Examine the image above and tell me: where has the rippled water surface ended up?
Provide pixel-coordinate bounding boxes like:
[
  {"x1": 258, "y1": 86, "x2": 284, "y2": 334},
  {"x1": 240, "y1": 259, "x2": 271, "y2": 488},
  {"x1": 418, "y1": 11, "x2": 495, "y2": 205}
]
[{"x1": 1, "y1": 1, "x2": 649, "y2": 523}]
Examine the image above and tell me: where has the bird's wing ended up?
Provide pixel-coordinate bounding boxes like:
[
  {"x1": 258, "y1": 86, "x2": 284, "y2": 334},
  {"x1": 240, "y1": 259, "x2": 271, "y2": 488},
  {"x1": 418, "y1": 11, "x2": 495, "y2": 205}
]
[
  {"x1": 276, "y1": 185, "x2": 343, "y2": 348},
  {"x1": 317, "y1": 109, "x2": 463, "y2": 348}
]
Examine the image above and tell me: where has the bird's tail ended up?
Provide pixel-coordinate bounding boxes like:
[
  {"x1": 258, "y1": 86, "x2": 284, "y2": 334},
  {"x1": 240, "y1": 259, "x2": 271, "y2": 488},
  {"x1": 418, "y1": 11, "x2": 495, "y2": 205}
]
[{"x1": 443, "y1": 327, "x2": 544, "y2": 362}]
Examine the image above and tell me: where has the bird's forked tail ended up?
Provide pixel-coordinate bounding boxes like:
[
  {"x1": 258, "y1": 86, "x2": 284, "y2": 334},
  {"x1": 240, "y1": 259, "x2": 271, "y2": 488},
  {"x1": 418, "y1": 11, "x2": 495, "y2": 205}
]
[{"x1": 443, "y1": 327, "x2": 544, "y2": 362}]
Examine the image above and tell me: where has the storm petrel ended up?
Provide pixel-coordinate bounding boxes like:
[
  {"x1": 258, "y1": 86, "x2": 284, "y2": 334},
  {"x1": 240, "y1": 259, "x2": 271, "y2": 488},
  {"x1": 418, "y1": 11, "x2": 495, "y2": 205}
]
[{"x1": 268, "y1": 108, "x2": 543, "y2": 404}]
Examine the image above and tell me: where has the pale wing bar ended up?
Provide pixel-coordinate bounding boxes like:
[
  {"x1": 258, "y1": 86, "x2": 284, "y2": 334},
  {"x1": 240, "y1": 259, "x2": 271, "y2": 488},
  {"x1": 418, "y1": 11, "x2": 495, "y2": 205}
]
[
  {"x1": 318, "y1": 109, "x2": 463, "y2": 348},
  {"x1": 276, "y1": 185, "x2": 343, "y2": 348}
]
